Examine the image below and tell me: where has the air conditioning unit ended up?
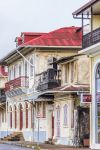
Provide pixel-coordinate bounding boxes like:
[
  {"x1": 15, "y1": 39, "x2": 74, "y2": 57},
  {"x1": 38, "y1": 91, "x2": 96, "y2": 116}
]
[{"x1": 47, "y1": 57, "x2": 57, "y2": 70}]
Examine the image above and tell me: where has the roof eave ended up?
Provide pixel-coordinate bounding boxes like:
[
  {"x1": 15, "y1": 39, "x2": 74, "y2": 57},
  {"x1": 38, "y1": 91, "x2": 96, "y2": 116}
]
[
  {"x1": 72, "y1": 0, "x2": 99, "y2": 16},
  {"x1": 24, "y1": 45, "x2": 82, "y2": 49}
]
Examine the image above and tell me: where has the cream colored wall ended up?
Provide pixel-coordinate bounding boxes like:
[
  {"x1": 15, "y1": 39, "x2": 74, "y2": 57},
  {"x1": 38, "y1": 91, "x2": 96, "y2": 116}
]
[
  {"x1": 77, "y1": 55, "x2": 90, "y2": 84},
  {"x1": 54, "y1": 94, "x2": 74, "y2": 141},
  {"x1": 0, "y1": 77, "x2": 8, "y2": 88},
  {"x1": 61, "y1": 55, "x2": 90, "y2": 86},
  {"x1": 35, "y1": 50, "x2": 78, "y2": 75},
  {"x1": 93, "y1": 15, "x2": 100, "y2": 30}
]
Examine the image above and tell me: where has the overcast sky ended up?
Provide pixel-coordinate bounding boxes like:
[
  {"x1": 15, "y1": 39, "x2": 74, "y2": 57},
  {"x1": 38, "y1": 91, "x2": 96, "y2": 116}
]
[{"x1": 0, "y1": 0, "x2": 89, "y2": 59}]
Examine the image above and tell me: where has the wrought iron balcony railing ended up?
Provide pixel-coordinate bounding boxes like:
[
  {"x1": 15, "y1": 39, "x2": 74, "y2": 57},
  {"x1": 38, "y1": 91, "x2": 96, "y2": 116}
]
[
  {"x1": 5, "y1": 76, "x2": 29, "y2": 92},
  {"x1": 83, "y1": 27, "x2": 100, "y2": 49},
  {"x1": 36, "y1": 68, "x2": 61, "y2": 91}
]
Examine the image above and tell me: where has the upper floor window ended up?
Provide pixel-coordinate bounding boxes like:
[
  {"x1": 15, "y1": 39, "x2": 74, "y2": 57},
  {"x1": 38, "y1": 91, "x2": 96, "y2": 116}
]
[
  {"x1": 9, "y1": 66, "x2": 14, "y2": 80},
  {"x1": 43, "y1": 102, "x2": 46, "y2": 118},
  {"x1": 9, "y1": 69, "x2": 12, "y2": 80},
  {"x1": 71, "y1": 62, "x2": 74, "y2": 82},
  {"x1": 19, "y1": 63, "x2": 22, "y2": 77},
  {"x1": 25, "y1": 61, "x2": 28, "y2": 76},
  {"x1": 30, "y1": 58, "x2": 34, "y2": 77},
  {"x1": 14, "y1": 64, "x2": 18, "y2": 78},
  {"x1": 96, "y1": 63, "x2": 100, "y2": 94},
  {"x1": 36, "y1": 102, "x2": 41, "y2": 117},
  {"x1": 63, "y1": 104, "x2": 68, "y2": 125},
  {"x1": 65, "y1": 64, "x2": 69, "y2": 83}
]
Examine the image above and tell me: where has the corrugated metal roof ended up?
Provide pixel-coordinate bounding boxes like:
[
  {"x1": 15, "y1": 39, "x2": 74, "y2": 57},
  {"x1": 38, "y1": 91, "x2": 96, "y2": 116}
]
[{"x1": 21, "y1": 26, "x2": 82, "y2": 47}]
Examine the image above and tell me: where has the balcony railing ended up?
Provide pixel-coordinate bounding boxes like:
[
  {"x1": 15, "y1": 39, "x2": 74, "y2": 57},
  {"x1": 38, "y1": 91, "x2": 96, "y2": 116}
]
[
  {"x1": 5, "y1": 76, "x2": 29, "y2": 92},
  {"x1": 83, "y1": 27, "x2": 100, "y2": 49},
  {"x1": 36, "y1": 68, "x2": 61, "y2": 91}
]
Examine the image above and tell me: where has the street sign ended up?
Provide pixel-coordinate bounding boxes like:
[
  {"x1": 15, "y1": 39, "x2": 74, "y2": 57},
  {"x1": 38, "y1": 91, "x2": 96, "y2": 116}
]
[{"x1": 81, "y1": 93, "x2": 92, "y2": 103}]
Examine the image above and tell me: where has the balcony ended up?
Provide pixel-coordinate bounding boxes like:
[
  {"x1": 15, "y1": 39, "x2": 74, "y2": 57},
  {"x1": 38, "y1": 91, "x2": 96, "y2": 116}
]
[
  {"x1": 36, "y1": 68, "x2": 61, "y2": 91},
  {"x1": 5, "y1": 76, "x2": 29, "y2": 92},
  {"x1": 83, "y1": 27, "x2": 100, "y2": 49}
]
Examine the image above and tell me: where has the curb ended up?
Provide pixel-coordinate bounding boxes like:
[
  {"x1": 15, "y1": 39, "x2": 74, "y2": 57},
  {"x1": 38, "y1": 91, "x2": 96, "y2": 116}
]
[{"x1": 0, "y1": 141, "x2": 45, "y2": 150}]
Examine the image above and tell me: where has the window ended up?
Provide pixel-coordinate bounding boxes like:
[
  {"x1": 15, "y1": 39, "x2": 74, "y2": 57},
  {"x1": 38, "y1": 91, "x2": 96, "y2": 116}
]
[
  {"x1": 43, "y1": 102, "x2": 46, "y2": 118},
  {"x1": 10, "y1": 106, "x2": 12, "y2": 128},
  {"x1": 71, "y1": 62, "x2": 74, "y2": 82},
  {"x1": 30, "y1": 58, "x2": 34, "y2": 77},
  {"x1": 9, "y1": 69, "x2": 12, "y2": 80},
  {"x1": 63, "y1": 104, "x2": 68, "y2": 125},
  {"x1": 95, "y1": 63, "x2": 100, "y2": 143},
  {"x1": 19, "y1": 63, "x2": 22, "y2": 77},
  {"x1": 2, "y1": 111, "x2": 4, "y2": 123},
  {"x1": 14, "y1": 66, "x2": 16, "y2": 78},
  {"x1": 14, "y1": 64, "x2": 18, "y2": 78},
  {"x1": 9, "y1": 66, "x2": 14, "y2": 80},
  {"x1": 26, "y1": 103, "x2": 28, "y2": 128},
  {"x1": 65, "y1": 64, "x2": 69, "y2": 83},
  {"x1": 25, "y1": 61, "x2": 27, "y2": 76},
  {"x1": 37, "y1": 102, "x2": 40, "y2": 117}
]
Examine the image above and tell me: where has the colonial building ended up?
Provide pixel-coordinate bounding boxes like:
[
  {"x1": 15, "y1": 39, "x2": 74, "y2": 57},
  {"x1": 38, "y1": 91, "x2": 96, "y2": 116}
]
[
  {"x1": 0, "y1": 65, "x2": 8, "y2": 138},
  {"x1": 73, "y1": 0, "x2": 100, "y2": 149},
  {"x1": 38, "y1": 54, "x2": 90, "y2": 146},
  {"x1": 0, "y1": 27, "x2": 82, "y2": 142}
]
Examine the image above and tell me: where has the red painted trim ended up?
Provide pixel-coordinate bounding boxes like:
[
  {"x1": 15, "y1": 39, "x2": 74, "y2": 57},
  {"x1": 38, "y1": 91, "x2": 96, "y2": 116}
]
[
  {"x1": 20, "y1": 104, "x2": 23, "y2": 130},
  {"x1": 26, "y1": 103, "x2": 28, "y2": 128}
]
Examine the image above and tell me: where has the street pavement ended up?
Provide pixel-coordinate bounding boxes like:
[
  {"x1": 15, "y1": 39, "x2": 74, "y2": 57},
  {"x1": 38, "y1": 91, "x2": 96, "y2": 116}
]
[
  {"x1": 0, "y1": 143, "x2": 90, "y2": 150},
  {"x1": 0, "y1": 144, "x2": 33, "y2": 150}
]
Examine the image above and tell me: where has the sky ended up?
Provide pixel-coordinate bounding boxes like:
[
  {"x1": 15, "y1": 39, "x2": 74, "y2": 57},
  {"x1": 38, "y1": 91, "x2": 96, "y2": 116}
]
[{"x1": 0, "y1": 0, "x2": 89, "y2": 59}]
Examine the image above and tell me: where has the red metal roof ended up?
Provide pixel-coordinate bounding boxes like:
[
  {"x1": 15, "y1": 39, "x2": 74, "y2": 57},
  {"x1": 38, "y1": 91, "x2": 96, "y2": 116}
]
[
  {"x1": 21, "y1": 27, "x2": 82, "y2": 47},
  {"x1": 21, "y1": 32, "x2": 46, "y2": 36}
]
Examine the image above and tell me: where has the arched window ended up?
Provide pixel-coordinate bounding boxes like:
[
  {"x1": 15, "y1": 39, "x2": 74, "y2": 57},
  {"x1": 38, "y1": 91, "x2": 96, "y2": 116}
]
[
  {"x1": 30, "y1": 58, "x2": 34, "y2": 77},
  {"x1": 56, "y1": 105, "x2": 60, "y2": 137},
  {"x1": 26, "y1": 103, "x2": 28, "y2": 128},
  {"x1": 14, "y1": 105, "x2": 17, "y2": 129},
  {"x1": 63, "y1": 104, "x2": 68, "y2": 125},
  {"x1": 9, "y1": 106, "x2": 12, "y2": 128},
  {"x1": 95, "y1": 63, "x2": 100, "y2": 143},
  {"x1": 19, "y1": 104, "x2": 23, "y2": 130}
]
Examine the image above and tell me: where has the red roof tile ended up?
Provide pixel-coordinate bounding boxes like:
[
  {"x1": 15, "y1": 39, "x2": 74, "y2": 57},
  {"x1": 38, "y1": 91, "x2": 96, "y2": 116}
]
[{"x1": 21, "y1": 27, "x2": 82, "y2": 47}]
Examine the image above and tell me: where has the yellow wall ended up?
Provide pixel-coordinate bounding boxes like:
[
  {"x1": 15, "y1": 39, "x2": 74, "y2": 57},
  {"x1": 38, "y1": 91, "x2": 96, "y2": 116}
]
[
  {"x1": 93, "y1": 15, "x2": 100, "y2": 30},
  {"x1": 60, "y1": 55, "x2": 90, "y2": 86}
]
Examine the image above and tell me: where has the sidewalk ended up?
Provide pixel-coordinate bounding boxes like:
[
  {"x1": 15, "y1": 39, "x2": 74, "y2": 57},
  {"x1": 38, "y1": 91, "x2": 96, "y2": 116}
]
[{"x1": 0, "y1": 141, "x2": 90, "y2": 150}]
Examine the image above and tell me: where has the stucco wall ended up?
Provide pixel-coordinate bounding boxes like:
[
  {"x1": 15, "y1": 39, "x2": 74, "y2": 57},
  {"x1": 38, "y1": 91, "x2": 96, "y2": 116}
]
[
  {"x1": 53, "y1": 94, "x2": 75, "y2": 145},
  {"x1": 77, "y1": 55, "x2": 90, "y2": 84},
  {"x1": 93, "y1": 15, "x2": 100, "y2": 30}
]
